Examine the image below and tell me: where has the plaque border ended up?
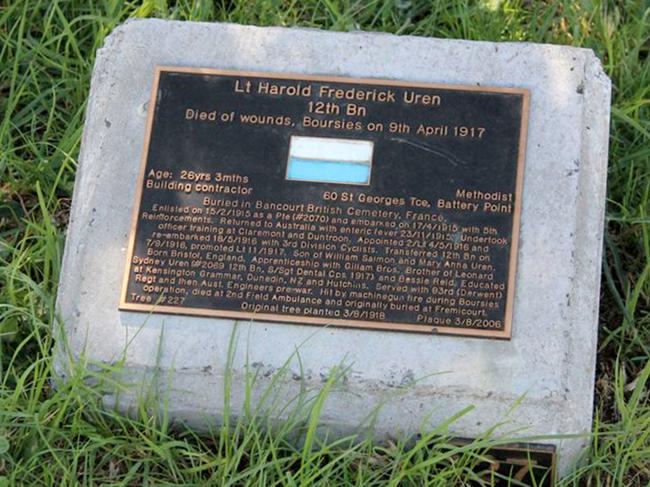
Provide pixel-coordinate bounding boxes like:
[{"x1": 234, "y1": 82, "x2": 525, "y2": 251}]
[{"x1": 119, "y1": 66, "x2": 529, "y2": 339}]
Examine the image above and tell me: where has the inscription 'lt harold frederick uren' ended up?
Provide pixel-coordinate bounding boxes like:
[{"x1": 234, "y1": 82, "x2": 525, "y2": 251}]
[{"x1": 120, "y1": 67, "x2": 529, "y2": 339}]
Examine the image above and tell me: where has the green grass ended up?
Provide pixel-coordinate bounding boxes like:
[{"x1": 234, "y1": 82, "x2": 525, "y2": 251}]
[{"x1": 1, "y1": 0, "x2": 648, "y2": 485}]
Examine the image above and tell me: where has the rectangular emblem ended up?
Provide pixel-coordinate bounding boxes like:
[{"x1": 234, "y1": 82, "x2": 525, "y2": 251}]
[{"x1": 286, "y1": 136, "x2": 374, "y2": 185}]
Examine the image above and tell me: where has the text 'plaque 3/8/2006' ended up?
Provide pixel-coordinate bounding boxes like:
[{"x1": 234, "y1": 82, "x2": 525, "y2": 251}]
[{"x1": 120, "y1": 67, "x2": 529, "y2": 339}]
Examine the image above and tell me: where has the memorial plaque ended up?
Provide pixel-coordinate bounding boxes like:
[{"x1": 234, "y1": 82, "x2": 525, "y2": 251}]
[
  {"x1": 57, "y1": 21, "x2": 611, "y2": 477},
  {"x1": 120, "y1": 67, "x2": 529, "y2": 339}
]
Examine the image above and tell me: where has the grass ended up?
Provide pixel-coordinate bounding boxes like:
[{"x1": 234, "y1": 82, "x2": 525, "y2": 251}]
[{"x1": 0, "y1": 0, "x2": 648, "y2": 485}]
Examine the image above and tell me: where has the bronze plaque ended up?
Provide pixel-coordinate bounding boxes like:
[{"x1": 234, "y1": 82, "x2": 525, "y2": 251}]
[
  {"x1": 451, "y1": 439, "x2": 556, "y2": 486},
  {"x1": 120, "y1": 67, "x2": 529, "y2": 339}
]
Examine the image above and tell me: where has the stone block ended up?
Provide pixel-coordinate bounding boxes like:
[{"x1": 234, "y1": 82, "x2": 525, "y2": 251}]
[{"x1": 55, "y1": 19, "x2": 611, "y2": 476}]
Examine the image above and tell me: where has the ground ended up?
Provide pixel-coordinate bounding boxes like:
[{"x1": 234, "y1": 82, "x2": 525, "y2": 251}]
[{"x1": 0, "y1": 0, "x2": 648, "y2": 485}]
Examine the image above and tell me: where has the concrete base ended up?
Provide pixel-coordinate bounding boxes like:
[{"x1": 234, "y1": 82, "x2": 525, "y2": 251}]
[{"x1": 55, "y1": 20, "x2": 611, "y2": 477}]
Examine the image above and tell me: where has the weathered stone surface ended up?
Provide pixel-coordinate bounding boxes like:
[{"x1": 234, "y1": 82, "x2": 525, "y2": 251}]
[{"x1": 55, "y1": 19, "x2": 611, "y2": 476}]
